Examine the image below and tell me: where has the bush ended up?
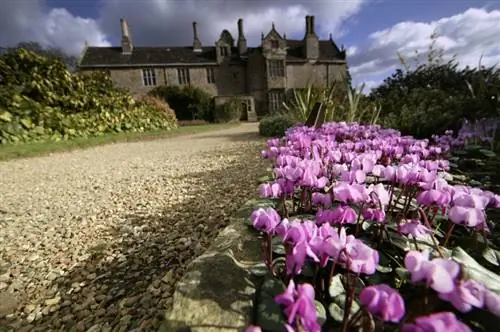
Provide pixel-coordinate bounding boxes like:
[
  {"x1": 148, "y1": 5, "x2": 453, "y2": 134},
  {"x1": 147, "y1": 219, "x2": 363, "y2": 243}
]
[
  {"x1": 213, "y1": 98, "x2": 242, "y2": 123},
  {"x1": 371, "y1": 37, "x2": 500, "y2": 138},
  {"x1": 259, "y1": 114, "x2": 297, "y2": 137},
  {"x1": 138, "y1": 95, "x2": 178, "y2": 126},
  {"x1": 0, "y1": 48, "x2": 178, "y2": 144},
  {"x1": 282, "y1": 82, "x2": 381, "y2": 125},
  {"x1": 148, "y1": 85, "x2": 214, "y2": 122}
]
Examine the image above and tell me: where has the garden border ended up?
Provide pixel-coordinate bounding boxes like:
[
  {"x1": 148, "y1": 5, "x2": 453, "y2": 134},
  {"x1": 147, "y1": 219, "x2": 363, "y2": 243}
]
[{"x1": 159, "y1": 199, "x2": 267, "y2": 332}]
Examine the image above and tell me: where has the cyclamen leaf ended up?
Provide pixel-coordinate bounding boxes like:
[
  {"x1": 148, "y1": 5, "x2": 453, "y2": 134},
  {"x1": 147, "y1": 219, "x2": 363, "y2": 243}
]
[
  {"x1": 482, "y1": 247, "x2": 500, "y2": 266},
  {"x1": 479, "y1": 149, "x2": 496, "y2": 158},
  {"x1": 249, "y1": 263, "x2": 268, "y2": 277},
  {"x1": 256, "y1": 275, "x2": 286, "y2": 331},
  {"x1": 315, "y1": 300, "x2": 327, "y2": 326},
  {"x1": 329, "y1": 274, "x2": 345, "y2": 298},
  {"x1": 452, "y1": 247, "x2": 500, "y2": 293},
  {"x1": 271, "y1": 237, "x2": 285, "y2": 255},
  {"x1": 257, "y1": 174, "x2": 273, "y2": 184},
  {"x1": 328, "y1": 294, "x2": 360, "y2": 322}
]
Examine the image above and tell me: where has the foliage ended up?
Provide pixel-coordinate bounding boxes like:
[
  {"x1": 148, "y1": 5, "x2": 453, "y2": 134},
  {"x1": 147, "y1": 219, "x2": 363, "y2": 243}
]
[
  {"x1": 282, "y1": 81, "x2": 381, "y2": 126},
  {"x1": 0, "y1": 48, "x2": 177, "y2": 144},
  {"x1": 148, "y1": 85, "x2": 214, "y2": 122},
  {"x1": 0, "y1": 41, "x2": 77, "y2": 71},
  {"x1": 213, "y1": 98, "x2": 243, "y2": 123},
  {"x1": 258, "y1": 114, "x2": 297, "y2": 138},
  {"x1": 371, "y1": 32, "x2": 500, "y2": 139},
  {"x1": 245, "y1": 120, "x2": 500, "y2": 331}
]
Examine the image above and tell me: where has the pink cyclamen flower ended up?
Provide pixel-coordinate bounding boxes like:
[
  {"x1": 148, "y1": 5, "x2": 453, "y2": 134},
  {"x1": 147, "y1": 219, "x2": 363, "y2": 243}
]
[
  {"x1": 417, "y1": 189, "x2": 451, "y2": 207},
  {"x1": 340, "y1": 235, "x2": 379, "y2": 275},
  {"x1": 398, "y1": 219, "x2": 432, "y2": 239},
  {"x1": 244, "y1": 325, "x2": 262, "y2": 332},
  {"x1": 333, "y1": 182, "x2": 368, "y2": 204},
  {"x1": 402, "y1": 312, "x2": 471, "y2": 332},
  {"x1": 250, "y1": 207, "x2": 281, "y2": 234},
  {"x1": 404, "y1": 250, "x2": 460, "y2": 294},
  {"x1": 275, "y1": 280, "x2": 320, "y2": 332},
  {"x1": 484, "y1": 289, "x2": 500, "y2": 317},
  {"x1": 362, "y1": 207, "x2": 386, "y2": 223},
  {"x1": 439, "y1": 279, "x2": 485, "y2": 313},
  {"x1": 360, "y1": 284, "x2": 405, "y2": 323}
]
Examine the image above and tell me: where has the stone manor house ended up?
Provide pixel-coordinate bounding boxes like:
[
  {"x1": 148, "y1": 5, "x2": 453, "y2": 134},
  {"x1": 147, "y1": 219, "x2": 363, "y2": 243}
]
[{"x1": 77, "y1": 15, "x2": 348, "y2": 119}]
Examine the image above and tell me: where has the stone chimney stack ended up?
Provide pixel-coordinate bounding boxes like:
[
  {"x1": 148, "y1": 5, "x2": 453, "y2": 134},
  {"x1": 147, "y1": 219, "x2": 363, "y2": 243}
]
[
  {"x1": 192, "y1": 21, "x2": 202, "y2": 52},
  {"x1": 237, "y1": 18, "x2": 247, "y2": 55},
  {"x1": 304, "y1": 15, "x2": 319, "y2": 60},
  {"x1": 120, "y1": 18, "x2": 133, "y2": 54}
]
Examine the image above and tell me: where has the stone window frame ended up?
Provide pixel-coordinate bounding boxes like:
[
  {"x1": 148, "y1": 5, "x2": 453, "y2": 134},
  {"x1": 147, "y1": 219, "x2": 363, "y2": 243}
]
[
  {"x1": 220, "y1": 46, "x2": 229, "y2": 57},
  {"x1": 206, "y1": 67, "x2": 216, "y2": 84},
  {"x1": 177, "y1": 67, "x2": 190, "y2": 85},
  {"x1": 142, "y1": 68, "x2": 157, "y2": 86},
  {"x1": 268, "y1": 60, "x2": 285, "y2": 77},
  {"x1": 270, "y1": 39, "x2": 279, "y2": 49},
  {"x1": 268, "y1": 89, "x2": 285, "y2": 113}
]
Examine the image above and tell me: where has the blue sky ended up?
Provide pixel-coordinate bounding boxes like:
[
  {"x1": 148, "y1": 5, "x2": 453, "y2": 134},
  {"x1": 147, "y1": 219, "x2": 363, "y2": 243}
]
[{"x1": 3, "y1": 0, "x2": 500, "y2": 90}]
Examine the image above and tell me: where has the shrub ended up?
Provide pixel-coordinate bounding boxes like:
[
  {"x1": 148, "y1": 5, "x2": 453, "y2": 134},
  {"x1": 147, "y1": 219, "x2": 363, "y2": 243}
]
[
  {"x1": 148, "y1": 85, "x2": 214, "y2": 122},
  {"x1": 258, "y1": 114, "x2": 297, "y2": 137},
  {"x1": 282, "y1": 81, "x2": 381, "y2": 125},
  {"x1": 213, "y1": 98, "x2": 242, "y2": 123},
  {"x1": 138, "y1": 95, "x2": 178, "y2": 126},
  {"x1": 0, "y1": 48, "x2": 178, "y2": 144},
  {"x1": 371, "y1": 34, "x2": 500, "y2": 138}
]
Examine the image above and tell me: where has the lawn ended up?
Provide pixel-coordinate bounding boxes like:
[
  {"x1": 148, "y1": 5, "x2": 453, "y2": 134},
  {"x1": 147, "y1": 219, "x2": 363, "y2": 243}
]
[{"x1": 0, "y1": 123, "x2": 239, "y2": 161}]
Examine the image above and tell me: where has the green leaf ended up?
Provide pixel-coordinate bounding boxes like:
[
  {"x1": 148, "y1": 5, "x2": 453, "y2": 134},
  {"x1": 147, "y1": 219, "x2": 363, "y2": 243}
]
[
  {"x1": 0, "y1": 111, "x2": 13, "y2": 122},
  {"x1": 249, "y1": 263, "x2": 268, "y2": 277},
  {"x1": 482, "y1": 247, "x2": 500, "y2": 266},
  {"x1": 256, "y1": 275, "x2": 286, "y2": 332},
  {"x1": 452, "y1": 247, "x2": 500, "y2": 293},
  {"x1": 272, "y1": 236, "x2": 285, "y2": 255},
  {"x1": 479, "y1": 149, "x2": 496, "y2": 158},
  {"x1": 328, "y1": 294, "x2": 360, "y2": 323},
  {"x1": 329, "y1": 274, "x2": 345, "y2": 298},
  {"x1": 315, "y1": 300, "x2": 327, "y2": 326},
  {"x1": 257, "y1": 174, "x2": 274, "y2": 184},
  {"x1": 376, "y1": 265, "x2": 393, "y2": 273},
  {"x1": 19, "y1": 117, "x2": 33, "y2": 129}
]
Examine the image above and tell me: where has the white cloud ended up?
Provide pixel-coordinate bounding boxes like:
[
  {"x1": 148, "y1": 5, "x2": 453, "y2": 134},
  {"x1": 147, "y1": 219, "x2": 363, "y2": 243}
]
[
  {"x1": 350, "y1": 7, "x2": 500, "y2": 90},
  {"x1": 97, "y1": 0, "x2": 366, "y2": 47},
  {"x1": 0, "y1": 0, "x2": 110, "y2": 55}
]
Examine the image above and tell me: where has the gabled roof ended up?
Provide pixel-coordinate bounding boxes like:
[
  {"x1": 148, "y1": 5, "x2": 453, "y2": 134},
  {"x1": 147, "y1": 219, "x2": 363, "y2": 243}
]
[{"x1": 78, "y1": 39, "x2": 346, "y2": 68}]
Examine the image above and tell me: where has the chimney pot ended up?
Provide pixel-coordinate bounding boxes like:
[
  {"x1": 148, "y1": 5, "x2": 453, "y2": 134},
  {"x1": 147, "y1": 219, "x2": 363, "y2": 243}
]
[
  {"x1": 192, "y1": 21, "x2": 202, "y2": 52},
  {"x1": 237, "y1": 18, "x2": 247, "y2": 55},
  {"x1": 305, "y1": 15, "x2": 311, "y2": 34},
  {"x1": 120, "y1": 18, "x2": 133, "y2": 54},
  {"x1": 310, "y1": 16, "x2": 315, "y2": 34}
]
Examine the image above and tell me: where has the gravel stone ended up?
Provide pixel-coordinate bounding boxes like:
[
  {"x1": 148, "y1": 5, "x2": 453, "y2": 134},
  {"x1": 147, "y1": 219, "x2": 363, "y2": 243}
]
[{"x1": 0, "y1": 124, "x2": 266, "y2": 330}]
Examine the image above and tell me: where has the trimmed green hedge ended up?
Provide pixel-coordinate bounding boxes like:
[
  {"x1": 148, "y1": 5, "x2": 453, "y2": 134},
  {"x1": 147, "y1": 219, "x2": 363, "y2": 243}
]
[{"x1": 259, "y1": 114, "x2": 298, "y2": 137}]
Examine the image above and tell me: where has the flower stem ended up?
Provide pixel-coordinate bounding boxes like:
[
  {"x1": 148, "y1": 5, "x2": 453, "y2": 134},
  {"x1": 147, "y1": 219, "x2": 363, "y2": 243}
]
[
  {"x1": 443, "y1": 223, "x2": 455, "y2": 247},
  {"x1": 266, "y1": 233, "x2": 273, "y2": 273},
  {"x1": 341, "y1": 273, "x2": 355, "y2": 332},
  {"x1": 418, "y1": 207, "x2": 443, "y2": 257}
]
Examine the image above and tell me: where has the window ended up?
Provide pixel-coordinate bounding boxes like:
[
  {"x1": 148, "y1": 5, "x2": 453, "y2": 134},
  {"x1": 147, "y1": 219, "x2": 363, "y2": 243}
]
[
  {"x1": 142, "y1": 68, "x2": 156, "y2": 86},
  {"x1": 268, "y1": 60, "x2": 285, "y2": 77},
  {"x1": 178, "y1": 68, "x2": 190, "y2": 85},
  {"x1": 220, "y1": 47, "x2": 229, "y2": 57},
  {"x1": 270, "y1": 39, "x2": 279, "y2": 49},
  {"x1": 206, "y1": 67, "x2": 216, "y2": 84},
  {"x1": 269, "y1": 90, "x2": 284, "y2": 112}
]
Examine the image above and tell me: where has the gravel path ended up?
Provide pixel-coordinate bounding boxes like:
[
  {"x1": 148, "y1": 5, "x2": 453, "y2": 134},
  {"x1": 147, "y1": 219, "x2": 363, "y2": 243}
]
[{"x1": 0, "y1": 123, "x2": 266, "y2": 332}]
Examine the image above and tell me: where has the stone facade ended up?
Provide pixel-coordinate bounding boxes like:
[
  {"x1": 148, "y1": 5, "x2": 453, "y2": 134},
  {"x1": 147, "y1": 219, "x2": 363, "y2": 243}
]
[{"x1": 78, "y1": 16, "x2": 348, "y2": 117}]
